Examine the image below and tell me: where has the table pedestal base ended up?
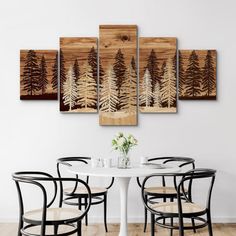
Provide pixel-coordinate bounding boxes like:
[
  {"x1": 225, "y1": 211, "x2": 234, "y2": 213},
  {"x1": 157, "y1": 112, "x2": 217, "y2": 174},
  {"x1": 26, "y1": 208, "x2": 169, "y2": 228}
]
[{"x1": 117, "y1": 177, "x2": 131, "y2": 236}]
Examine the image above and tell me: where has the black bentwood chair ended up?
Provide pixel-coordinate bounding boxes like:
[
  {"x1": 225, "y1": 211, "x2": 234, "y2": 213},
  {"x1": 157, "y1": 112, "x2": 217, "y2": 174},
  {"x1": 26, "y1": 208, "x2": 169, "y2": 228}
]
[
  {"x1": 12, "y1": 171, "x2": 91, "y2": 236},
  {"x1": 57, "y1": 157, "x2": 114, "y2": 232},
  {"x1": 137, "y1": 156, "x2": 195, "y2": 232},
  {"x1": 142, "y1": 168, "x2": 216, "y2": 236}
]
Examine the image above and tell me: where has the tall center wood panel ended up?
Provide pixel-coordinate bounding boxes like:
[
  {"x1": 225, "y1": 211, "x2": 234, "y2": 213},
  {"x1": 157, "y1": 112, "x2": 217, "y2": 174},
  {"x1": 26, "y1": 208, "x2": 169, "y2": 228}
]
[
  {"x1": 99, "y1": 25, "x2": 138, "y2": 126},
  {"x1": 60, "y1": 37, "x2": 98, "y2": 113}
]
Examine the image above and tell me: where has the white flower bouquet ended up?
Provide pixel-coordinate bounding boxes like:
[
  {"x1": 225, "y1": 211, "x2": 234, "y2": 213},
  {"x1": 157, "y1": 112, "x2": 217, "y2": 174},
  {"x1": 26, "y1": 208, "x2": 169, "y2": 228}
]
[{"x1": 112, "y1": 132, "x2": 138, "y2": 168}]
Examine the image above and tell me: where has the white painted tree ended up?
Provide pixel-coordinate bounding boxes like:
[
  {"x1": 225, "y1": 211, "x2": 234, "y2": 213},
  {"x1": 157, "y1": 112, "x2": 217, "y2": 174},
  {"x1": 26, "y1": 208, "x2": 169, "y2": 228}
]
[
  {"x1": 139, "y1": 68, "x2": 153, "y2": 107},
  {"x1": 99, "y1": 66, "x2": 118, "y2": 112},
  {"x1": 120, "y1": 65, "x2": 136, "y2": 113},
  {"x1": 77, "y1": 63, "x2": 97, "y2": 110},
  {"x1": 63, "y1": 66, "x2": 77, "y2": 111},
  {"x1": 160, "y1": 58, "x2": 176, "y2": 108},
  {"x1": 153, "y1": 81, "x2": 161, "y2": 108}
]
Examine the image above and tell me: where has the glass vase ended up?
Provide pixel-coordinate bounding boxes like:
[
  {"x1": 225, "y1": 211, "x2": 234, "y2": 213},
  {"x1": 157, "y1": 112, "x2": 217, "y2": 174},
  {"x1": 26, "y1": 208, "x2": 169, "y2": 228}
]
[{"x1": 118, "y1": 152, "x2": 130, "y2": 169}]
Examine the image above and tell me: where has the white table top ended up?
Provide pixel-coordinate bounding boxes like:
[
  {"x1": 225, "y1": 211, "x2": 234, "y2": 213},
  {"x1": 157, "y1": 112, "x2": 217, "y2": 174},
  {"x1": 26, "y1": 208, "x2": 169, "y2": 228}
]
[{"x1": 68, "y1": 165, "x2": 181, "y2": 178}]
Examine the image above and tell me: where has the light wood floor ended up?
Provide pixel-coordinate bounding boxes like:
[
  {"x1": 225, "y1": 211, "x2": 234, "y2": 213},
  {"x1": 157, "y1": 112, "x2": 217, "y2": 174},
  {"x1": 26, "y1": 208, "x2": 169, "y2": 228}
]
[{"x1": 0, "y1": 223, "x2": 236, "y2": 236}]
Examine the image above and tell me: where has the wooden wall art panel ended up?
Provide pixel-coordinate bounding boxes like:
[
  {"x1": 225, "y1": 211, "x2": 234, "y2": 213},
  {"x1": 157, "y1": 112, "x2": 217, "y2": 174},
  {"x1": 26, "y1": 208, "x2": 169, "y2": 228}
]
[
  {"x1": 60, "y1": 37, "x2": 98, "y2": 112},
  {"x1": 99, "y1": 25, "x2": 137, "y2": 125},
  {"x1": 20, "y1": 50, "x2": 58, "y2": 100},
  {"x1": 179, "y1": 50, "x2": 217, "y2": 100},
  {"x1": 139, "y1": 37, "x2": 177, "y2": 113}
]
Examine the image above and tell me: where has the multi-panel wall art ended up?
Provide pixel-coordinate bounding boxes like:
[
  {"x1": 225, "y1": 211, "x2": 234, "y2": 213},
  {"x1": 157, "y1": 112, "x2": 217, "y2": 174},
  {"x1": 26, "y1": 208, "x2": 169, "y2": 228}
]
[
  {"x1": 60, "y1": 37, "x2": 98, "y2": 112},
  {"x1": 179, "y1": 50, "x2": 217, "y2": 100},
  {"x1": 20, "y1": 50, "x2": 58, "y2": 100},
  {"x1": 99, "y1": 25, "x2": 137, "y2": 125},
  {"x1": 20, "y1": 25, "x2": 218, "y2": 126},
  {"x1": 139, "y1": 38, "x2": 177, "y2": 113}
]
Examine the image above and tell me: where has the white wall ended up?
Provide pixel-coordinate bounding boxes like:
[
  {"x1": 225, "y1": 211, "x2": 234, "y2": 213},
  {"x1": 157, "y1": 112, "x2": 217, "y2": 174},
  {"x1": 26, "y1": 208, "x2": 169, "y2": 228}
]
[{"x1": 1, "y1": 0, "x2": 236, "y2": 223}]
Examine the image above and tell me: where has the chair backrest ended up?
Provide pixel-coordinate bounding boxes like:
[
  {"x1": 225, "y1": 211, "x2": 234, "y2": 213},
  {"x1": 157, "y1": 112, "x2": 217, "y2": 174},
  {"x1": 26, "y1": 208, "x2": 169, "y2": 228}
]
[
  {"x1": 12, "y1": 171, "x2": 92, "y2": 235},
  {"x1": 177, "y1": 168, "x2": 216, "y2": 213},
  {"x1": 137, "y1": 156, "x2": 195, "y2": 188},
  {"x1": 141, "y1": 168, "x2": 216, "y2": 216},
  {"x1": 56, "y1": 157, "x2": 114, "y2": 200}
]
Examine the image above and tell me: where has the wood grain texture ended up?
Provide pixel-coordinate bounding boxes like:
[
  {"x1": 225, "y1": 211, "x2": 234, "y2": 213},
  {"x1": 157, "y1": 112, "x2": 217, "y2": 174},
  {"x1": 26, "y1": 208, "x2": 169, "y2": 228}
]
[
  {"x1": 20, "y1": 50, "x2": 58, "y2": 100},
  {"x1": 1, "y1": 223, "x2": 235, "y2": 236},
  {"x1": 179, "y1": 50, "x2": 217, "y2": 100},
  {"x1": 60, "y1": 37, "x2": 98, "y2": 112},
  {"x1": 99, "y1": 25, "x2": 137, "y2": 126},
  {"x1": 139, "y1": 37, "x2": 177, "y2": 113}
]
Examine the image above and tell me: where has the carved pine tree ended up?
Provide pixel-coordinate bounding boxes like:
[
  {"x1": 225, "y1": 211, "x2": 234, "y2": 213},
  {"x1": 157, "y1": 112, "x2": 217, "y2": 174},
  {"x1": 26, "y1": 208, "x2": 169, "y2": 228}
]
[
  {"x1": 153, "y1": 81, "x2": 161, "y2": 108},
  {"x1": 51, "y1": 52, "x2": 58, "y2": 91},
  {"x1": 77, "y1": 63, "x2": 97, "y2": 110},
  {"x1": 38, "y1": 55, "x2": 48, "y2": 95},
  {"x1": 22, "y1": 50, "x2": 40, "y2": 95},
  {"x1": 160, "y1": 58, "x2": 176, "y2": 108},
  {"x1": 99, "y1": 58, "x2": 105, "y2": 87},
  {"x1": 120, "y1": 64, "x2": 136, "y2": 113},
  {"x1": 100, "y1": 66, "x2": 118, "y2": 112},
  {"x1": 139, "y1": 68, "x2": 153, "y2": 107},
  {"x1": 88, "y1": 46, "x2": 97, "y2": 82},
  {"x1": 146, "y1": 49, "x2": 160, "y2": 101},
  {"x1": 131, "y1": 56, "x2": 136, "y2": 73},
  {"x1": 73, "y1": 59, "x2": 80, "y2": 83},
  {"x1": 113, "y1": 49, "x2": 127, "y2": 109},
  {"x1": 60, "y1": 49, "x2": 66, "y2": 93},
  {"x1": 178, "y1": 51, "x2": 186, "y2": 97},
  {"x1": 185, "y1": 50, "x2": 201, "y2": 97},
  {"x1": 202, "y1": 50, "x2": 215, "y2": 97},
  {"x1": 63, "y1": 66, "x2": 77, "y2": 111}
]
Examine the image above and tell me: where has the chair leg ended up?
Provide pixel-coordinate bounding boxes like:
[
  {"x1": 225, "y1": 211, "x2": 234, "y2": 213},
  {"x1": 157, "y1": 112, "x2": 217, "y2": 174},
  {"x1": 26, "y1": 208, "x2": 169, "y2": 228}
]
[
  {"x1": 170, "y1": 197, "x2": 174, "y2": 236},
  {"x1": 144, "y1": 195, "x2": 147, "y2": 232},
  {"x1": 17, "y1": 218, "x2": 23, "y2": 236},
  {"x1": 151, "y1": 213, "x2": 155, "y2": 236},
  {"x1": 163, "y1": 197, "x2": 166, "y2": 225},
  {"x1": 84, "y1": 198, "x2": 88, "y2": 226},
  {"x1": 207, "y1": 211, "x2": 213, "y2": 236},
  {"x1": 54, "y1": 224, "x2": 58, "y2": 235},
  {"x1": 77, "y1": 220, "x2": 82, "y2": 236},
  {"x1": 191, "y1": 217, "x2": 196, "y2": 233},
  {"x1": 104, "y1": 194, "x2": 108, "y2": 232},
  {"x1": 178, "y1": 213, "x2": 184, "y2": 236}
]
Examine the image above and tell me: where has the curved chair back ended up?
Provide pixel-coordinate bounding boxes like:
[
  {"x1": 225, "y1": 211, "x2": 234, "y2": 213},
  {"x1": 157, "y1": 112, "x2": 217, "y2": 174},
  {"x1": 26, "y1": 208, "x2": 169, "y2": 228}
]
[
  {"x1": 137, "y1": 156, "x2": 195, "y2": 190},
  {"x1": 141, "y1": 168, "x2": 216, "y2": 216},
  {"x1": 57, "y1": 157, "x2": 114, "y2": 206},
  {"x1": 12, "y1": 171, "x2": 92, "y2": 236}
]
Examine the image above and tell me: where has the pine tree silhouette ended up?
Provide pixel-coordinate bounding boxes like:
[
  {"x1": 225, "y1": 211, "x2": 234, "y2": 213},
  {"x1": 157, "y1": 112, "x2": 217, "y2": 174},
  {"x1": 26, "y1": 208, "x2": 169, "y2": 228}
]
[
  {"x1": 60, "y1": 49, "x2": 66, "y2": 93},
  {"x1": 88, "y1": 46, "x2": 97, "y2": 82},
  {"x1": 178, "y1": 51, "x2": 186, "y2": 97},
  {"x1": 38, "y1": 55, "x2": 48, "y2": 95},
  {"x1": 77, "y1": 63, "x2": 97, "y2": 110},
  {"x1": 160, "y1": 58, "x2": 176, "y2": 108},
  {"x1": 51, "y1": 52, "x2": 58, "y2": 91},
  {"x1": 63, "y1": 66, "x2": 77, "y2": 111},
  {"x1": 120, "y1": 63, "x2": 136, "y2": 113},
  {"x1": 202, "y1": 50, "x2": 215, "y2": 97},
  {"x1": 73, "y1": 59, "x2": 80, "y2": 83},
  {"x1": 139, "y1": 68, "x2": 153, "y2": 107},
  {"x1": 131, "y1": 56, "x2": 136, "y2": 73},
  {"x1": 100, "y1": 66, "x2": 118, "y2": 112},
  {"x1": 185, "y1": 50, "x2": 201, "y2": 97},
  {"x1": 22, "y1": 50, "x2": 40, "y2": 96},
  {"x1": 153, "y1": 81, "x2": 161, "y2": 108},
  {"x1": 99, "y1": 58, "x2": 105, "y2": 86},
  {"x1": 113, "y1": 49, "x2": 127, "y2": 109}
]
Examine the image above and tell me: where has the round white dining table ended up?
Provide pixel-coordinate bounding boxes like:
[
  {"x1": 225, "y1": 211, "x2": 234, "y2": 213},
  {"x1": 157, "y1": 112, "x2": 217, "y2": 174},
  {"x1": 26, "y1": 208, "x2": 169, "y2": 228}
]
[{"x1": 68, "y1": 165, "x2": 180, "y2": 236}]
